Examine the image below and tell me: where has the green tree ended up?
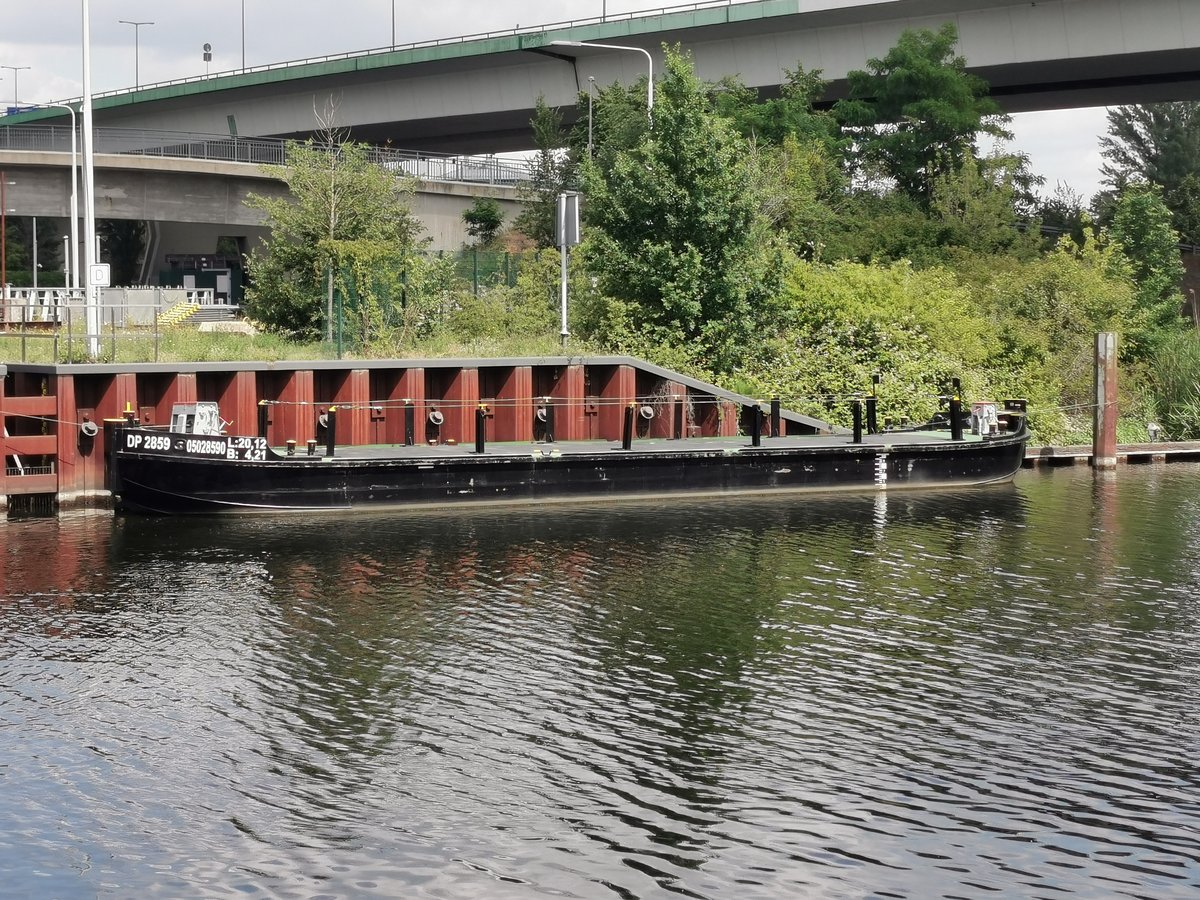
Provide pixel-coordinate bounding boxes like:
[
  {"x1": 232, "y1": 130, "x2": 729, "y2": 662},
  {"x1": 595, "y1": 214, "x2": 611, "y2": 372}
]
[
  {"x1": 515, "y1": 97, "x2": 572, "y2": 249},
  {"x1": 1036, "y1": 183, "x2": 1088, "y2": 248},
  {"x1": 1100, "y1": 102, "x2": 1200, "y2": 243},
  {"x1": 715, "y1": 65, "x2": 841, "y2": 153},
  {"x1": 569, "y1": 79, "x2": 651, "y2": 180},
  {"x1": 927, "y1": 153, "x2": 1040, "y2": 259},
  {"x1": 1108, "y1": 183, "x2": 1186, "y2": 358},
  {"x1": 834, "y1": 23, "x2": 1009, "y2": 205},
  {"x1": 751, "y1": 133, "x2": 845, "y2": 259},
  {"x1": 580, "y1": 45, "x2": 783, "y2": 372},
  {"x1": 244, "y1": 128, "x2": 423, "y2": 340},
  {"x1": 1100, "y1": 103, "x2": 1200, "y2": 195},
  {"x1": 462, "y1": 197, "x2": 504, "y2": 247},
  {"x1": 1167, "y1": 172, "x2": 1200, "y2": 246}
]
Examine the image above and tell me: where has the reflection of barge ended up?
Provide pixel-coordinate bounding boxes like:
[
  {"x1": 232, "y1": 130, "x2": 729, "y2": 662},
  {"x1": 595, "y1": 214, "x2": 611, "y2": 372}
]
[{"x1": 110, "y1": 398, "x2": 1029, "y2": 515}]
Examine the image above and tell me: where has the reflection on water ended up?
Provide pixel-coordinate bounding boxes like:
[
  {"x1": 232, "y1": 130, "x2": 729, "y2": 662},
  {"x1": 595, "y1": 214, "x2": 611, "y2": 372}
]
[{"x1": 3, "y1": 469, "x2": 1200, "y2": 898}]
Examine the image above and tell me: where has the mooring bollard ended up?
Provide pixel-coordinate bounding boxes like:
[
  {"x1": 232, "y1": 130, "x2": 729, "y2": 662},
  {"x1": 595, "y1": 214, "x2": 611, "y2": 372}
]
[
  {"x1": 257, "y1": 400, "x2": 268, "y2": 439},
  {"x1": 404, "y1": 401, "x2": 415, "y2": 446},
  {"x1": 475, "y1": 404, "x2": 487, "y2": 454},
  {"x1": 325, "y1": 407, "x2": 337, "y2": 457},
  {"x1": 622, "y1": 402, "x2": 635, "y2": 450},
  {"x1": 949, "y1": 396, "x2": 963, "y2": 441},
  {"x1": 751, "y1": 404, "x2": 763, "y2": 447},
  {"x1": 770, "y1": 397, "x2": 781, "y2": 437},
  {"x1": 307, "y1": 439, "x2": 317, "y2": 456},
  {"x1": 1093, "y1": 332, "x2": 1118, "y2": 470},
  {"x1": 286, "y1": 439, "x2": 296, "y2": 457},
  {"x1": 867, "y1": 374, "x2": 880, "y2": 434},
  {"x1": 852, "y1": 399, "x2": 863, "y2": 444}
]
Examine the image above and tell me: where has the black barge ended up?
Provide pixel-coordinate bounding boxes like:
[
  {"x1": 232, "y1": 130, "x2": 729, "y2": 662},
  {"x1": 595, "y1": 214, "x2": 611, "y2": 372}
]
[{"x1": 110, "y1": 400, "x2": 1029, "y2": 515}]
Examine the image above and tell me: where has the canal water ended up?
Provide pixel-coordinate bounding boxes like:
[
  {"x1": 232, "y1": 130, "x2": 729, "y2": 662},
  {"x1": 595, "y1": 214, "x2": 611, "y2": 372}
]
[{"x1": 2, "y1": 465, "x2": 1199, "y2": 899}]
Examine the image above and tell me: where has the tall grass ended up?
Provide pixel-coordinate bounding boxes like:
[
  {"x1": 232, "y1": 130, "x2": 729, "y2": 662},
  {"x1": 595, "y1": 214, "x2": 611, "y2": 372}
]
[
  {"x1": 0, "y1": 325, "x2": 584, "y2": 366},
  {"x1": 1145, "y1": 329, "x2": 1200, "y2": 440}
]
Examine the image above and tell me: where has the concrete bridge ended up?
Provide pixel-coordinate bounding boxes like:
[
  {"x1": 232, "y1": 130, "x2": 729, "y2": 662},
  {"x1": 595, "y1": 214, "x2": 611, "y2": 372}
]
[
  {"x1": 8, "y1": 0, "x2": 1200, "y2": 153},
  {"x1": 0, "y1": 139, "x2": 521, "y2": 282}
]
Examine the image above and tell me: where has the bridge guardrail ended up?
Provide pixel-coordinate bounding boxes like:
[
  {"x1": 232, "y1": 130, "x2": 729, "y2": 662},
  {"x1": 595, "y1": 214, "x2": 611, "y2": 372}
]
[
  {"x1": 0, "y1": 124, "x2": 532, "y2": 186},
  {"x1": 22, "y1": 0, "x2": 741, "y2": 103}
]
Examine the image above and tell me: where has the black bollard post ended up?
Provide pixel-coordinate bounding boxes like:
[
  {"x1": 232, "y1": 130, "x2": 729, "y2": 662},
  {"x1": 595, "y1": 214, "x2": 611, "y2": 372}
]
[
  {"x1": 286, "y1": 440, "x2": 296, "y2": 456},
  {"x1": 852, "y1": 399, "x2": 863, "y2": 444},
  {"x1": 545, "y1": 400, "x2": 556, "y2": 443},
  {"x1": 949, "y1": 396, "x2": 963, "y2": 441},
  {"x1": 325, "y1": 406, "x2": 337, "y2": 457},
  {"x1": 751, "y1": 404, "x2": 762, "y2": 447},
  {"x1": 257, "y1": 400, "x2": 268, "y2": 439},
  {"x1": 475, "y1": 405, "x2": 487, "y2": 453},
  {"x1": 770, "y1": 397, "x2": 781, "y2": 437},
  {"x1": 867, "y1": 374, "x2": 880, "y2": 435},
  {"x1": 404, "y1": 401, "x2": 415, "y2": 446},
  {"x1": 622, "y1": 402, "x2": 635, "y2": 450}
]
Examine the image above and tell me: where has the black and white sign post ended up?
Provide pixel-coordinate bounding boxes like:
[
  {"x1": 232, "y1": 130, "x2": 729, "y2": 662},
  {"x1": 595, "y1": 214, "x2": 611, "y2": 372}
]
[{"x1": 556, "y1": 192, "x2": 581, "y2": 346}]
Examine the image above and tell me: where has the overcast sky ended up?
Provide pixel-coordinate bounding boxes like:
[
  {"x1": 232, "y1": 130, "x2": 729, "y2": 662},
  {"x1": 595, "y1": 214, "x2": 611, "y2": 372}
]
[{"x1": 0, "y1": 0, "x2": 1111, "y2": 199}]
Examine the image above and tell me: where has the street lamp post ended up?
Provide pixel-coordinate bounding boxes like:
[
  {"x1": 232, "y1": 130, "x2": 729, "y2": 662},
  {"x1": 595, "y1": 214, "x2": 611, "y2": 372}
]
[
  {"x1": 118, "y1": 19, "x2": 154, "y2": 87},
  {"x1": 549, "y1": 40, "x2": 653, "y2": 120},
  {"x1": 587, "y1": 76, "x2": 595, "y2": 158},
  {"x1": 35, "y1": 102, "x2": 79, "y2": 292},
  {"x1": 83, "y1": 0, "x2": 101, "y2": 357},
  {"x1": 1, "y1": 65, "x2": 30, "y2": 109}
]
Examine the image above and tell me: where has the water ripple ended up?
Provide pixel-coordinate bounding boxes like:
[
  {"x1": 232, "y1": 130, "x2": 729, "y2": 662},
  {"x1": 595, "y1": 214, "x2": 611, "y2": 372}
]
[{"x1": 3, "y1": 471, "x2": 1200, "y2": 896}]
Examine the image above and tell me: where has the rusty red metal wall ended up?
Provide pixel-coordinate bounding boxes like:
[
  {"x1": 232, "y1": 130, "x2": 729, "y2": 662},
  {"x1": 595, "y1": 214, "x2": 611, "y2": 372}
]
[{"x1": 3, "y1": 359, "x2": 768, "y2": 512}]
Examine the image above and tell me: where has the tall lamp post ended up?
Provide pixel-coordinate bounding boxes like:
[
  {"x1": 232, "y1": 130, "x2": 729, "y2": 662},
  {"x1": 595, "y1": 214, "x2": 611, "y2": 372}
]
[
  {"x1": 83, "y1": 0, "x2": 101, "y2": 357},
  {"x1": 35, "y1": 103, "x2": 79, "y2": 292},
  {"x1": 549, "y1": 40, "x2": 653, "y2": 121},
  {"x1": 587, "y1": 76, "x2": 595, "y2": 158},
  {"x1": 1, "y1": 65, "x2": 30, "y2": 109},
  {"x1": 118, "y1": 19, "x2": 154, "y2": 87}
]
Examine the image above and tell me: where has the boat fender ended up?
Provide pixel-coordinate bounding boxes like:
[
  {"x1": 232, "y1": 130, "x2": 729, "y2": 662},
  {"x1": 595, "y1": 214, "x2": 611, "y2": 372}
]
[
  {"x1": 428, "y1": 410, "x2": 445, "y2": 426},
  {"x1": 80, "y1": 420, "x2": 99, "y2": 438},
  {"x1": 639, "y1": 405, "x2": 655, "y2": 420}
]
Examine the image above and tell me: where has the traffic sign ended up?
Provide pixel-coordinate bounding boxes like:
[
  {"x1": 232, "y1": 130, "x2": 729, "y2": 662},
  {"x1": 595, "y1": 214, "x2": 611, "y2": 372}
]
[{"x1": 89, "y1": 263, "x2": 111, "y2": 287}]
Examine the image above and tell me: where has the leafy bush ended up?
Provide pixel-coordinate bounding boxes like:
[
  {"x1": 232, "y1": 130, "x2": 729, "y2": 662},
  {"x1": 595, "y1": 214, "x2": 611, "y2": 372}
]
[{"x1": 737, "y1": 260, "x2": 997, "y2": 427}]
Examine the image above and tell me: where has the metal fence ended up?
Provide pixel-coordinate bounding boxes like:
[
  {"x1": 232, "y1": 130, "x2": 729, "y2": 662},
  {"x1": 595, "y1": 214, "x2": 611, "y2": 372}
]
[
  {"x1": 0, "y1": 303, "x2": 168, "y2": 363},
  {"x1": 0, "y1": 124, "x2": 532, "y2": 186}
]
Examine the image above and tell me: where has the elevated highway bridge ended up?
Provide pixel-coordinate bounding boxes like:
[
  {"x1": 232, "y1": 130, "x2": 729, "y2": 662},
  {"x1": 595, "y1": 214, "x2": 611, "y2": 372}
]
[
  {"x1": 7, "y1": 0, "x2": 1199, "y2": 153},
  {"x1": 1, "y1": 0, "x2": 1196, "y2": 290}
]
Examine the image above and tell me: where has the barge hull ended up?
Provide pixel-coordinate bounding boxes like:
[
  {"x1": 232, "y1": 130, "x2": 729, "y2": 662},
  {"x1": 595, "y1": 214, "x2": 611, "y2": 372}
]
[{"x1": 111, "y1": 429, "x2": 1028, "y2": 515}]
